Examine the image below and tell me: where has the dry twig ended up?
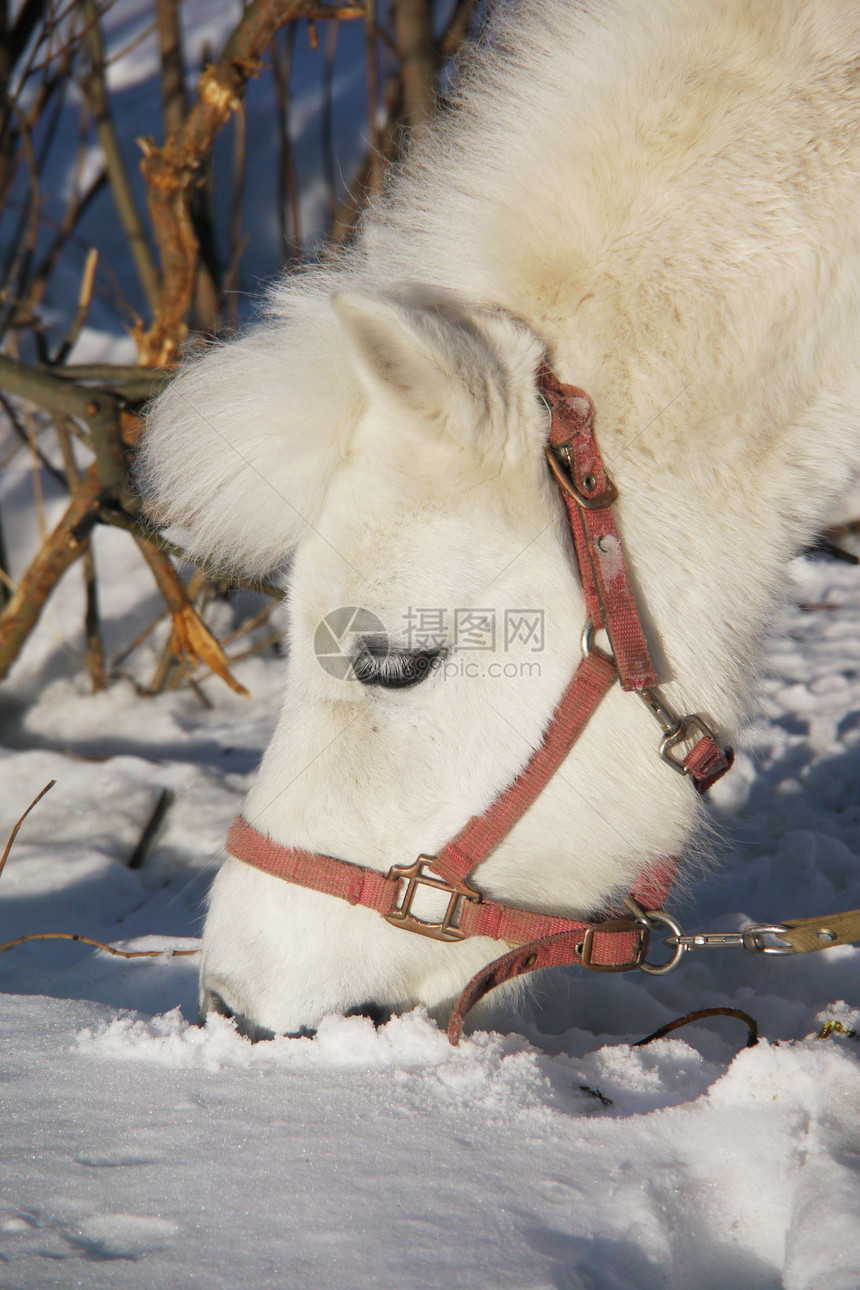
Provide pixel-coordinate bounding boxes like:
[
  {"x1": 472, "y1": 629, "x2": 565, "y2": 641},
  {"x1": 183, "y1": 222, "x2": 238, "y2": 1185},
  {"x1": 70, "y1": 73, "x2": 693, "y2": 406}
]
[
  {"x1": 80, "y1": 0, "x2": 161, "y2": 315},
  {"x1": 138, "y1": 0, "x2": 366, "y2": 366},
  {"x1": 634, "y1": 1007, "x2": 759, "y2": 1049},
  {"x1": 0, "y1": 780, "x2": 56, "y2": 884},
  {"x1": 0, "y1": 462, "x2": 103, "y2": 681},
  {"x1": 134, "y1": 530, "x2": 250, "y2": 696},
  {"x1": 0, "y1": 780, "x2": 198, "y2": 961}
]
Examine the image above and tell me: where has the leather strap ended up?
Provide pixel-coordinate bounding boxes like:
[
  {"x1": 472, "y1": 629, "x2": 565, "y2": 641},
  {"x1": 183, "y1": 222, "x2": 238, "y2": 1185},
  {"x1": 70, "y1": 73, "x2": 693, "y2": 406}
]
[
  {"x1": 776, "y1": 909, "x2": 860, "y2": 954},
  {"x1": 447, "y1": 922, "x2": 645, "y2": 1045},
  {"x1": 227, "y1": 816, "x2": 649, "y2": 960},
  {"x1": 539, "y1": 366, "x2": 657, "y2": 691},
  {"x1": 227, "y1": 819, "x2": 400, "y2": 915},
  {"x1": 684, "y1": 736, "x2": 734, "y2": 794},
  {"x1": 433, "y1": 649, "x2": 617, "y2": 884}
]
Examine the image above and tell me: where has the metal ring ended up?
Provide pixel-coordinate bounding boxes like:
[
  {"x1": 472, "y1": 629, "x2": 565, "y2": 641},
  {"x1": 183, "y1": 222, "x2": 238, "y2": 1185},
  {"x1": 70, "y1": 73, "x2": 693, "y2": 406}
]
[
  {"x1": 580, "y1": 619, "x2": 595, "y2": 660},
  {"x1": 638, "y1": 910, "x2": 687, "y2": 975}
]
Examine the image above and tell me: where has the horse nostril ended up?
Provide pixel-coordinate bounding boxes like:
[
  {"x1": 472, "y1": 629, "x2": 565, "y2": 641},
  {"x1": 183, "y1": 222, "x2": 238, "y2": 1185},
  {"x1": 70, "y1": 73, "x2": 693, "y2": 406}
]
[{"x1": 345, "y1": 1001, "x2": 391, "y2": 1028}]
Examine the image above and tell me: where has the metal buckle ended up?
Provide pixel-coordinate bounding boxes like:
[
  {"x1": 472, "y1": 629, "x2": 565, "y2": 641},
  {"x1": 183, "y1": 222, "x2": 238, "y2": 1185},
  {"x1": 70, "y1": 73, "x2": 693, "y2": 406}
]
[
  {"x1": 577, "y1": 918, "x2": 649, "y2": 972},
  {"x1": 384, "y1": 857, "x2": 480, "y2": 941},
  {"x1": 637, "y1": 684, "x2": 721, "y2": 777},
  {"x1": 659, "y1": 714, "x2": 718, "y2": 776},
  {"x1": 545, "y1": 446, "x2": 618, "y2": 510}
]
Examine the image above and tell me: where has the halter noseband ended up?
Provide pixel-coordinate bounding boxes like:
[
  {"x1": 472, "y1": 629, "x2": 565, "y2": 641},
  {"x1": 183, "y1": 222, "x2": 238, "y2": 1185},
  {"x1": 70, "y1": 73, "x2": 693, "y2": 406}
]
[{"x1": 226, "y1": 364, "x2": 733, "y2": 1043}]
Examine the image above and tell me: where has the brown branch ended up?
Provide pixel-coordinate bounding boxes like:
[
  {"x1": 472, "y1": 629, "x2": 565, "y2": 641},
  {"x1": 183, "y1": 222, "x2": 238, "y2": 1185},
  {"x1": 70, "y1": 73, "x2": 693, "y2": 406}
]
[
  {"x1": 0, "y1": 0, "x2": 48, "y2": 203},
  {"x1": 272, "y1": 27, "x2": 302, "y2": 265},
  {"x1": 0, "y1": 498, "x2": 11, "y2": 607},
  {"x1": 0, "y1": 778, "x2": 198, "y2": 961},
  {"x1": 138, "y1": 0, "x2": 366, "y2": 366},
  {"x1": 108, "y1": 607, "x2": 169, "y2": 674},
  {"x1": 364, "y1": 0, "x2": 381, "y2": 193},
  {"x1": 155, "y1": 0, "x2": 188, "y2": 136},
  {"x1": 392, "y1": 0, "x2": 436, "y2": 132},
  {"x1": 0, "y1": 464, "x2": 104, "y2": 682},
  {"x1": 20, "y1": 153, "x2": 107, "y2": 324},
  {"x1": 223, "y1": 99, "x2": 247, "y2": 329},
  {"x1": 0, "y1": 931, "x2": 199, "y2": 959},
  {"x1": 80, "y1": 0, "x2": 161, "y2": 317},
  {"x1": 97, "y1": 508, "x2": 284, "y2": 599},
  {"x1": 0, "y1": 86, "x2": 43, "y2": 329},
  {"x1": 0, "y1": 780, "x2": 55, "y2": 883},
  {"x1": 57, "y1": 417, "x2": 105, "y2": 691},
  {"x1": 134, "y1": 531, "x2": 250, "y2": 696},
  {"x1": 51, "y1": 245, "x2": 99, "y2": 366},
  {"x1": 634, "y1": 1007, "x2": 759, "y2": 1050},
  {"x1": 127, "y1": 787, "x2": 171, "y2": 869},
  {"x1": 42, "y1": 363, "x2": 173, "y2": 404},
  {"x1": 0, "y1": 391, "x2": 68, "y2": 488},
  {"x1": 0, "y1": 352, "x2": 128, "y2": 493},
  {"x1": 24, "y1": 401, "x2": 47, "y2": 539}
]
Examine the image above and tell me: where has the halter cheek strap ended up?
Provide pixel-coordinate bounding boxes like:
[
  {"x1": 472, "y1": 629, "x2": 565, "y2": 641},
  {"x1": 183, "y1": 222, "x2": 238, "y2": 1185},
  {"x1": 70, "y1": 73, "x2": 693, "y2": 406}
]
[
  {"x1": 540, "y1": 364, "x2": 657, "y2": 692},
  {"x1": 224, "y1": 366, "x2": 734, "y2": 1043}
]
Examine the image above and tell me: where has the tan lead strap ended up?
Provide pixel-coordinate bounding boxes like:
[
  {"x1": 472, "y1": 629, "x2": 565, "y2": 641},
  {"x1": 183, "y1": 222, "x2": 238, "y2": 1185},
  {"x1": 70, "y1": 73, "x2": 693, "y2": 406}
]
[{"x1": 776, "y1": 909, "x2": 860, "y2": 954}]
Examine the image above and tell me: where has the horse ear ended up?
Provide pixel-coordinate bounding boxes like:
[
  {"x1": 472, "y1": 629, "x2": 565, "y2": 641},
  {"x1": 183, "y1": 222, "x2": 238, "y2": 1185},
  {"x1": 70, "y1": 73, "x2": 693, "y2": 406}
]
[
  {"x1": 331, "y1": 290, "x2": 498, "y2": 438},
  {"x1": 138, "y1": 318, "x2": 352, "y2": 577}
]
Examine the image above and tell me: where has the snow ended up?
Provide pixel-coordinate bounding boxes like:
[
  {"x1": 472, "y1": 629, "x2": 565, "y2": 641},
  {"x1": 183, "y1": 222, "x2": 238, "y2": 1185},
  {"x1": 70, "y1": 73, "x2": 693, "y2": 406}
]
[
  {"x1": 2, "y1": 500, "x2": 859, "y2": 1289},
  {"x1": 3, "y1": 4, "x2": 860, "y2": 1286}
]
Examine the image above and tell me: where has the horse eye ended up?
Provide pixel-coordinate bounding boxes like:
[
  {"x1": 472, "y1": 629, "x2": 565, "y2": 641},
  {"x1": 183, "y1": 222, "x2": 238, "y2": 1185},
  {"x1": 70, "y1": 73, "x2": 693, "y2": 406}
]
[{"x1": 352, "y1": 645, "x2": 442, "y2": 689}]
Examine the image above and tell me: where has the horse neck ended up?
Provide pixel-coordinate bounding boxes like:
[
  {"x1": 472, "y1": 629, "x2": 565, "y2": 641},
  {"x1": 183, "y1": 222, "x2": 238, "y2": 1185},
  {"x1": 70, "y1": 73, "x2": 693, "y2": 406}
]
[{"x1": 594, "y1": 380, "x2": 859, "y2": 731}]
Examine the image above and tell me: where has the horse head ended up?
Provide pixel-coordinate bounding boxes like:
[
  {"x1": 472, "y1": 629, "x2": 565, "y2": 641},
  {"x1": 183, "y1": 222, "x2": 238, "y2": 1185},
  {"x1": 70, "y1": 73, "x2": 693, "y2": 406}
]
[
  {"x1": 141, "y1": 284, "x2": 706, "y2": 1036},
  {"x1": 141, "y1": 0, "x2": 860, "y2": 1039}
]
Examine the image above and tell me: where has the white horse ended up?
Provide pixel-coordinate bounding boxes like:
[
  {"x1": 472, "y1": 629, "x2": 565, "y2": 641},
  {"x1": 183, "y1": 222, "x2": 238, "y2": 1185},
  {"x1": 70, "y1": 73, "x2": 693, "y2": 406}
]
[{"x1": 141, "y1": 0, "x2": 860, "y2": 1039}]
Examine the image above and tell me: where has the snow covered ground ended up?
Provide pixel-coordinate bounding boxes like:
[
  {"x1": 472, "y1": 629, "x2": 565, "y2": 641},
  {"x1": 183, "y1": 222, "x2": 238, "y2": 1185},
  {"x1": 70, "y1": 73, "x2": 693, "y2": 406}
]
[{"x1": 1, "y1": 480, "x2": 859, "y2": 1288}]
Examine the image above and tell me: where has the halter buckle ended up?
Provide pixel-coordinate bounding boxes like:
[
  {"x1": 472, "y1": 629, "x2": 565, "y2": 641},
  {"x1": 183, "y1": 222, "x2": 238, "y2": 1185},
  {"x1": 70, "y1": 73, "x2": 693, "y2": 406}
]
[
  {"x1": 545, "y1": 446, "x2": 619, "y2": 510},
  {"x1": 385, "y1": 857, "x2": 480, "y2": 941}
]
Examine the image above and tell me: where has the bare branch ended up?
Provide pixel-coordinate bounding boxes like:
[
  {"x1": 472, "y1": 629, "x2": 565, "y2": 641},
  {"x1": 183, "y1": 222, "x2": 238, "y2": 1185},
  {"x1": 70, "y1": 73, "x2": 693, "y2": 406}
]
[
  {"x1": 79, "y1": 0, "x2": 161, "y2": 316},
  {"x1": 134, "y1": 531, "x2": 250, "y2": 696},
  {"x1": 57, "y1": 416, "x2": 105, "y2": 691},
  {"x1": 0, "y1": 497, "x2": 11, "y2": 607},
  {"x1": 51, "y1": 245, "x2": 99, "y2": 365},
  {"x1": 0, "y1": 779, "x2": 56, "y2": 883},
  {"x1": 0, "y1": 463, "x2": 104, "y2": 682},
  {"x1": 272, "y1": 26, "x2": 302, "y2": 265},
  {"x1": 0, "y1": 352, "x2": 128, "y2": 493},
  {"x1": 437, "y1": 0, "x2": 479, "y2": 60},
  {"x1": 392, "y1": 0, "x2": 435, "y2": 132},
  {"x1": 155, "y1": 0, "x2": 188, "y2": 137},
  {"x1": 138, "y1": 0, "x2": 366, "y2": 366}
]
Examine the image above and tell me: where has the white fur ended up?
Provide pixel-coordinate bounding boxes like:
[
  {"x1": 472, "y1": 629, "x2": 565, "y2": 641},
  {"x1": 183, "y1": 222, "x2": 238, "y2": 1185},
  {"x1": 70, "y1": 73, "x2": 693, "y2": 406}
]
[{"x1": 140, "y1": 0, "x2": 860, "y2": 1034}]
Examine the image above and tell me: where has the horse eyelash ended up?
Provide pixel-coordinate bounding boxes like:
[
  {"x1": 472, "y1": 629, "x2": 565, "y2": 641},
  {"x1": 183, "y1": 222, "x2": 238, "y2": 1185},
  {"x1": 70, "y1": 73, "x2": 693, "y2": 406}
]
[{"x1": 352, "y1": 647, "x2": 444, "y2": 689}]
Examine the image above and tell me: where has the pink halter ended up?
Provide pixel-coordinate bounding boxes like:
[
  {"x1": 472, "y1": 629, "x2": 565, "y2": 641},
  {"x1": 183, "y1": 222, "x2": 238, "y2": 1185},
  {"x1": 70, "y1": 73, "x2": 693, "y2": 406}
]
[{"x1": 226, "y1": 365, "x2": 733, "y2": 1043}]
